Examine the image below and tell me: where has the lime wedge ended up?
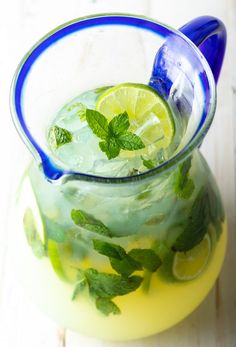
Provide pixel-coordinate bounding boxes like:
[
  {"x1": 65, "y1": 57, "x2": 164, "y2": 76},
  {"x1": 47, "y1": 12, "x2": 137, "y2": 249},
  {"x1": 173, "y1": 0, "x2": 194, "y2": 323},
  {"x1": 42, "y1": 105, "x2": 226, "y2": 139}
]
[
  {"x1": 172, "y1": 234, "x2": 211, "y2": 281},
  {"x1": 96, "y1": 83, "x2": 175, "y2": 149}
]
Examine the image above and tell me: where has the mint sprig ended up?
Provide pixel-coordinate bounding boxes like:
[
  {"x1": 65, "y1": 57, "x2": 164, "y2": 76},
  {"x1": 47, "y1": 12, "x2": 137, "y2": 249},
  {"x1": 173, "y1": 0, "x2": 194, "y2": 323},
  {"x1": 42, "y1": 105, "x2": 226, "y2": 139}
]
[
  {"x1": 72, "y1": 267, "x2": 143, "y2": 315},
  {"x1": 93, "y1": 239, "x2": 162, "y2": 276},
  {"x1": 48, "y1": 125, "x2": 72, "y2": 149},
  {"x1": 85, "y1": 268, "x2": 142, "y2": 298},
  {"x1": 86, "y1": 109, "x2": 145, "y2": 159}
]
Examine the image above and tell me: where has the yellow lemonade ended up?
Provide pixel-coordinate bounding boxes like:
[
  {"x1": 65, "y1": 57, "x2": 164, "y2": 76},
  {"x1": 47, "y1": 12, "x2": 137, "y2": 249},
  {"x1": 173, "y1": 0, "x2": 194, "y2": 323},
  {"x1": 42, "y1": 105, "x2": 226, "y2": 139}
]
[{"x1": 14, "y1": 209, "x2": 227, "y2": 340}]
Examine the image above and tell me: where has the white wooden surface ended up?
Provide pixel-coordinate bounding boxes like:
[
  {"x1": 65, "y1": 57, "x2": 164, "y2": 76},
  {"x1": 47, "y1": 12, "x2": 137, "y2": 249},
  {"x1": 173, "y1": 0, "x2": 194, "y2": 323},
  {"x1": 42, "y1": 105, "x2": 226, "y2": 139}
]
[{"x1": 0, "y1": 0, "x2": 235, "y2": 346}]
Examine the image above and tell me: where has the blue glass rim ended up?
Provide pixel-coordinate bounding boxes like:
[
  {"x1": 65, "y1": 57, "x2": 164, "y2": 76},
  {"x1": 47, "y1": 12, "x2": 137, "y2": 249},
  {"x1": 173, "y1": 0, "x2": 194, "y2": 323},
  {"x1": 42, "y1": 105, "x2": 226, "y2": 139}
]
[{"x1": 10, "y1": 13, "x2": 216, "y2": 184}]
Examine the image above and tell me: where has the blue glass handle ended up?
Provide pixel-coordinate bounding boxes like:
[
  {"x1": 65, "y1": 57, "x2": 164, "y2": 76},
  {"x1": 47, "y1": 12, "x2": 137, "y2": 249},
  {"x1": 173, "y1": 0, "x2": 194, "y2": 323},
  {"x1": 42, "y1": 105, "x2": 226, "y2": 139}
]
[{"x1": 179, "y1": 16, "x2": 227, "y2": 83}]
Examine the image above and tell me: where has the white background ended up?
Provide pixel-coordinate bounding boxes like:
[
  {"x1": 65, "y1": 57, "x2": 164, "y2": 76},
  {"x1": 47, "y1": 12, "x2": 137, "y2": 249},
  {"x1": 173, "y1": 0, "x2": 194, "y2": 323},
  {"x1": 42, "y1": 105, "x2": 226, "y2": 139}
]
[{"x1": 0, "y1": 0, "x2": 235, "y2": 346}]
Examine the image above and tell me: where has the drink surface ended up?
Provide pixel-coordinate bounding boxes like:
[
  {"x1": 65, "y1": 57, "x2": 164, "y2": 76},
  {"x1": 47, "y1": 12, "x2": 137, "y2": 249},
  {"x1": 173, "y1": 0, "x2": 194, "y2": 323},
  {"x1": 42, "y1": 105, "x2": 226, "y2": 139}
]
[
  {"x1": 14, "y1": 84, "x2": 227, "y2": 340},
  {"x1": 47, "y1": 84, "x2": 184, "y2": 177}
]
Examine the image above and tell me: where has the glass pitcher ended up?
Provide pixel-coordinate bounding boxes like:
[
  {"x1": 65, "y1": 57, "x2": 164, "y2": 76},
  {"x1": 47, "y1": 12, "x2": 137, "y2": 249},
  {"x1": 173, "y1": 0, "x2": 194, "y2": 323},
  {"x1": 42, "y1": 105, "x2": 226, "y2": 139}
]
[{"x1": 10, "y1": 14, "x2": 227, "y2": 341}]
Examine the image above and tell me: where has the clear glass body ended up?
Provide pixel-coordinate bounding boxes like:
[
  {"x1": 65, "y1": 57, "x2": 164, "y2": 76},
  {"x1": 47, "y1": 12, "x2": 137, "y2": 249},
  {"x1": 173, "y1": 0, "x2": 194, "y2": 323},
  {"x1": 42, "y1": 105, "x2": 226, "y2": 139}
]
[
  {"x1": 13, "y1": 151, "x2": 226, "y2": 340},
  {"x1": 11, "y1": 15, "x2": 227, "y2": 341}
]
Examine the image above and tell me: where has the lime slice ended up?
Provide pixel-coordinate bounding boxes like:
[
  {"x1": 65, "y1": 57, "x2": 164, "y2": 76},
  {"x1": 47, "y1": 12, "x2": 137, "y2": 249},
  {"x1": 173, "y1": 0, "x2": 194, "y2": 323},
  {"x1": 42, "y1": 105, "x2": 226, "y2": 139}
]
[
  {"x1": 47, "y1": 240, "x2": 68, "y2": 281},
  {"x1": 19, "y1": 176, "x2": 45, "y2": 244},
  {"x1": 172, "y1": 234, "x2": 211, "y2": 281},
  {"x1": 96, "y1": 83, "x2": 175, "y2": 149},
  {"x1": 48, "y1": 240, "x2": 85, "y2": 282}
]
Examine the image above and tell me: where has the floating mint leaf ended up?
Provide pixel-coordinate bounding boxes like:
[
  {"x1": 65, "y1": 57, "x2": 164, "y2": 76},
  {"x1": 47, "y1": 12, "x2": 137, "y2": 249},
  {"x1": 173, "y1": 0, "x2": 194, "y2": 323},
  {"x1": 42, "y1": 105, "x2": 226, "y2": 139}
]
[
  {"x1": 84, "y1": 268, "x2": 143, "y2": 298},
  {"x1": 86, "y1": 109, "x2": 109, "y2": 139},
  {"x1": 23, "y1": 208, "x2": 45, "y2": 258},
  {"x1": 141, "y1": 149, "x2": 166, "y2": 170},
  {"x1": 172, "y1": 188, "x2": 209, "y2": 252},
  {"x1": 142, "y1": 157, "x2": 156, "y2": 170},
  {"x1": 48, "y1": 125, "x2": 72, "y2": 149},
  {"x1": 117, "y1": 132, "x2": 145, "y2": 151},
  {"x1": 85, "y1": 109, "x2": 145, "y2": 160},
  {"x1": 128, "y1": 249, "x2": 162, "y2": 272},
  {"x1": 71, "y1": 209, "x2": 112, "y2": 237},
  {"x1": 174, "y1": 156, "x2": 195, "y2": 199},
  {"x1": 99, "y1": 138, "x2": 120, "y2": 159},
  {"x1": 109, "y1": 112, "x2": 130, "y2": 136},
  {"x1": 93, "y1": 239, "x2": 126, "y2": 260},
  {"x1": 95, "y1": 297, "x2": 121, "y2": 316}
]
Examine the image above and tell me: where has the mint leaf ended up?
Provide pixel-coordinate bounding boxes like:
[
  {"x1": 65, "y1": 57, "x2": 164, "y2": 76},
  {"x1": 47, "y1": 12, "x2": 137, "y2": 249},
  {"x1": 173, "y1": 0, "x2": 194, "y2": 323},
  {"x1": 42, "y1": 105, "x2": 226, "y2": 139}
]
[
  {"x1": 71, "y1": 209, "x2": 112, "y2": 237},
  {"x1": 93, "y1": 239, "x2": 126, "y2": 260},
  {"x1": 117, "y1": 132, "x2": 145, "y2": 151},
  {"x1": 99, "y1": 138, "x2": 120, "y2": 159},
  {"x1": 136, "y1": 190, "x2": 151, "y2": 200},
  {"x1": 172, "y1": 188, "x2": 209, "y2": 252},
  {"x1": 142, "y1": 149, "x2": 166, "y2": 170},
  {"x1": 95, "y1": 298, "x2": 121, "y2": 316},
  {"x1": 23, "y1": 208, "x2": 45, "y2": 258},
  {"x1": 109, "y1": 112, "x2": 130, "y2": 136},
  {"x1": 206, "y1": 184, "x2": 224, "y2": 237},
  {"x1": 84, "y1": 268, "x2": 143, "y2": 298},
  {"x1": 110, "y1": 255, "x2": 142, "y2": 277},
  {"x1": 128, "y1": 249, "x2": 162, "y2": 272},
  {"x1": 142, "y1": 158, "x2": 156, "y2": 170},
  {"x1": 86, "y1": 109, "x2": 109, "y2": 139},
  {"x1": 174, "y1": 156, "x2": 195, "y2": 199},
  {"x1": 44, "y1": 217, "x2": 66, "y2": 243},
  {"x1": 48, "y1": 125, "x2": 73, "y2": 149},
  {"x1": 181, "y1": 179, "x2": 195, "y2": 199}
]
